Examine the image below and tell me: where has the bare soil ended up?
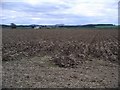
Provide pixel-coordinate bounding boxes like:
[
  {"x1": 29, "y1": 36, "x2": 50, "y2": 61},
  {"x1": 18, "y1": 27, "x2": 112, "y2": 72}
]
[
  {"x1": 2, "y1": 28, "x2": 119, "y2": 88},
  {"x1": 2, "y1": 55, "x2": 118, "y2": 88}
]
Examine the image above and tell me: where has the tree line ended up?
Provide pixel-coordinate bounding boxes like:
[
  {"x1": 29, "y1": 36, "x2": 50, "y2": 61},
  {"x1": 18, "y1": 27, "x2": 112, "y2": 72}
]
[{"x1": 1, "y1": 23, "x2": 117, "y2": 29}]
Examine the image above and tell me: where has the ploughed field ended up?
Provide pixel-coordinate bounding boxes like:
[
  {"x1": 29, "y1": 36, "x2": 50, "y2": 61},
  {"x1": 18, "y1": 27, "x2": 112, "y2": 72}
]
[{"x1": 2, "y1": 28, "x2": 119, "y2": 88}]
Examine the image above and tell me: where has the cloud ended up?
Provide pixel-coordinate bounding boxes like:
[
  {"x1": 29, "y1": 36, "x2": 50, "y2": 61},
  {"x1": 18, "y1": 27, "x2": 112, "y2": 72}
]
[{"x1": 1, "y1": 0, "x2": 119, "y2": 25}]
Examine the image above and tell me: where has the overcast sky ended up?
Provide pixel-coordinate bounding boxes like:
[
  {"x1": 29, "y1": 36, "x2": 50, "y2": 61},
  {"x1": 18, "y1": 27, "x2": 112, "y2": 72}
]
[{"x1": 1, "y1": 0, "x2": 119, "y2": 25}]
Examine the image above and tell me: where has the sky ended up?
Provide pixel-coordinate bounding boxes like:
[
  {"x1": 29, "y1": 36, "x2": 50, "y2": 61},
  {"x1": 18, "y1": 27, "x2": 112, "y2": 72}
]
[{"x1": 1, "y1": 0, "x2": 119, "y2": 25}]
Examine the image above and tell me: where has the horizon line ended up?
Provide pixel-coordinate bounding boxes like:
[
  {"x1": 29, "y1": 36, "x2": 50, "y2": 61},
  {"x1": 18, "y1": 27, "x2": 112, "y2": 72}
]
[{"x1": 0, "y1": 23, "x2": 118, "y2": 26}]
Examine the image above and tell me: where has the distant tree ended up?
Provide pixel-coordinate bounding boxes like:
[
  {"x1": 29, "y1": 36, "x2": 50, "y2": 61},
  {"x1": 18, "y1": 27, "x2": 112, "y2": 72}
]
[
  {"x1": 30, "y1": 24, "x2": 36, "y2": 28},
  {"x1": 11, "y1": 23, "x2": 16, "y2": 29}
]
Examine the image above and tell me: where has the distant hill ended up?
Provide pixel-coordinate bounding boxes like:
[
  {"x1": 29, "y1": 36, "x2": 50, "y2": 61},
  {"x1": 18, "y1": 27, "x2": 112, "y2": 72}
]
[{"x1": 1, "y1": 24, "x2": 117, "y2": 29}]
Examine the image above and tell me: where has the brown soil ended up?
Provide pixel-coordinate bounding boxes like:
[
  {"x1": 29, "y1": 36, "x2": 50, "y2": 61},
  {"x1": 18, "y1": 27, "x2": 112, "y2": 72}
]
[{"x1": 2, "y1": 55, "x2": 118, "y2": 88}]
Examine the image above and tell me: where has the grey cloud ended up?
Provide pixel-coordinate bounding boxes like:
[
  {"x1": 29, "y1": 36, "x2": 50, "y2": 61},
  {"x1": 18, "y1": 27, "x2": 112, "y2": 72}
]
[
  {"x1": 1, "y1": 1, "x2": 118, "y2": 25},
  {"x1": 2, "y1": 2, "x2": 70, "y2": 13}
]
